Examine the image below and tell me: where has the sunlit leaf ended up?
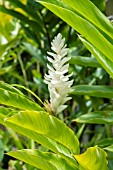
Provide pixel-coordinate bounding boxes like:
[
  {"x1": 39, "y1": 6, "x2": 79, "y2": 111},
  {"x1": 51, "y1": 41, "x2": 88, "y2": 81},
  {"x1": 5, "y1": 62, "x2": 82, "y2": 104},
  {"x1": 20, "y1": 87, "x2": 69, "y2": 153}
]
[
  {"x1": 0, "y1": 107, "x2": 78, "y2": 168},
  {"x1": 8, "y1": 149, "x2": 57, "y2": 170},
  {"x1": 0, "y1": 110, "x2": 79, "y2": 168},
  {"x1": 0, "y1": 87, "x2": 43, "y2": 111},
  {"x1": 79, "y1": 36, "x2": 113, "y2": 78},
  {"x1": 74, "y1": 146, "x2": 108, "y2": 170},
  {"x1": 5, "y1": 111, "x2": 79, "y2": 154},
  {"x1": 38, "y1": 0, "x2": 113, "y2": 63},
  {"x1": 62, "y1": 0, "x2": 113, "y2": 39},
  {"x1": 7, "y1": 149, "x2": 77, "y2": 170},
  {"x1": 104, "y1": 145, "x2": 113, "y2": 152}
]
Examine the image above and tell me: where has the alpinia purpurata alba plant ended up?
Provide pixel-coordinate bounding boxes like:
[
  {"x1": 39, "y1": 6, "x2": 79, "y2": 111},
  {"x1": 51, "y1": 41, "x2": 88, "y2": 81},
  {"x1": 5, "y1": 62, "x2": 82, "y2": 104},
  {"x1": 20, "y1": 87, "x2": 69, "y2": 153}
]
[{"x1": 44, "y1": 33, "x2": 73, "y2": 114}]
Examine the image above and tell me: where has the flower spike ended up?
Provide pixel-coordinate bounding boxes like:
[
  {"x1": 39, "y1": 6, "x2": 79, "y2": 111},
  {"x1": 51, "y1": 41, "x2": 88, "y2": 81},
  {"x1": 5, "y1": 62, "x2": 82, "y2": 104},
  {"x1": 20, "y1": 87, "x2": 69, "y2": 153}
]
[{"x1": 44, "y1": 33, "x2": 73, "y2": 114}]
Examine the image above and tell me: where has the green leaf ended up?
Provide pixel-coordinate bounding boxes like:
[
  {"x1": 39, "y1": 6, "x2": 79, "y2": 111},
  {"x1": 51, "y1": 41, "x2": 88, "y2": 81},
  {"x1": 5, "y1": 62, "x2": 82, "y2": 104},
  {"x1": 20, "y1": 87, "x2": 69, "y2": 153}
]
[
  {"x1": 0, "y1": 81, "x2": 23, "y2": 95},
  {"x1": 69, "y1": 56, "x2": 101, "y2": 68},
  {"x1": 62, "y1": 0, "x2": 113, "y2": 39},
  {"x1": 96, "y1": 138, "x2": 113, "y2": 148},
  {"x1": 2, "y1": 110, "x2": 79, "y2": 168},
  {"x1": 0, "y1": 87, "x2": 43, "y2": 111},
  {"x1": 74, "y1": 111, "x2": 113, "y2": 125},
  {"x1": 5, "y1": 111, "x2": 79, "y2": 154},
  {"x1": 104, "y1": 145, "x2": 113, "y2": 152},
  {"x1": 0, "y1": 106, "x2": 14, "y2": 124},
  {"x1": 74, "y1": 146, "x2": 108, "y2": 170},
  {"x1": 8, "y1": 149, "x2": 57, "y2": 170},
  {"x1": 7, "y1": 149, "x2": 77, "y2": 170},
  {"x1": 79, "y1": 36, "x2": 113, "y2": 78},
  {"x1": 91, "y1": 0, "x2": 105, "y2": 11},
  {"x1": 71, "y1": 85, "x2": 113, "y2": 98},
  {"x1": 0, "y1": 107, "x2": 78, "y2": 168},
  {"x1": 11, "y1": 84, "x2": 43, "y2": 105},
  {"x1": 39, "y1": 1, "x2": 113, "y2": 63}
]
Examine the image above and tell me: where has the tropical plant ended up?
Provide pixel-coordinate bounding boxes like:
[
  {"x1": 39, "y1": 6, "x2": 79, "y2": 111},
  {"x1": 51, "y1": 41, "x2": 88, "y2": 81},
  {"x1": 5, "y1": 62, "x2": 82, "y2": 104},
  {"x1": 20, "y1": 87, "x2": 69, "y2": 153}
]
[{"x1": 0, "y1": 0, "x2": 113, "y2": 169}]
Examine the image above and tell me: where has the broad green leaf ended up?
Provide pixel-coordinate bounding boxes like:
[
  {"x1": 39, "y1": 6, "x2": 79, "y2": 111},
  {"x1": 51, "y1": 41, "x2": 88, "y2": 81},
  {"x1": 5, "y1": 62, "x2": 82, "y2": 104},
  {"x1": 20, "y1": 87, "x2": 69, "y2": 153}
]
[
  {"x1": 0, "y1": 107, "x2": 78, "y2": 168},
  {"x1": 71, "y1": 85, "x2": 113, "y2": 98},
  {"x1": 104, "y1": 145, "x2": 113, "y2": 152},
  {"x1": 9, "y1": 125, "x2": 78, "y2": 168},
  {"x1": 79, "y1": 36, "x2": 113, "y2": 78},
  {"x1": 70, "y1": 56, "x2": 101, "y2": 68},
  {"x1": 62, "y1": 0, "x2": 113, "y2": 39},
  {"x1": 2, "y1": 110, "x2": 79, "y2": 168},
  {"x1": 5, "y1": 111, "x2": 79, "y2": 154},
  {"x1": 8, "y1": 149, "x2": 57, "y2": 170},
  {"x1": 74, "y1": 146, "x2": 108, "y2": 170},
  {"x1": 0, "y1": 88, "x2": 43, "y2": 111},
  {"x1": 74, "y1": 111, "x2": 113, "y2": 124},
  {"x1": 39, "y1": 1, "x2": 113, "y2": 63},
  {"x1": 7, "y1": 149, "x2": 77, "y2": 170}
]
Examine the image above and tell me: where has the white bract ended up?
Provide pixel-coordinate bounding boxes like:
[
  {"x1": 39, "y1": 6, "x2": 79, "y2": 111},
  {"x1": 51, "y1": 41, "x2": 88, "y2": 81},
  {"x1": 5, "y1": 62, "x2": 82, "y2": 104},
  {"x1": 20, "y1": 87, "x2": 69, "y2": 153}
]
[{"x1": 44, "y1": 33, "x2": 73, "y2": 114}]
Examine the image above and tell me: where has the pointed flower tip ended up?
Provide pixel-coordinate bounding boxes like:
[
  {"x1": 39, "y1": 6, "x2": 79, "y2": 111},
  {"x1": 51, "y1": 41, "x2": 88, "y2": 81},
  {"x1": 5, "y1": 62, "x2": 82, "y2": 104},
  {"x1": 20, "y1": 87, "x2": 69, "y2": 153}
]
[{"x1": 44, "y1": 33, "x2": 73, "y2": 114}]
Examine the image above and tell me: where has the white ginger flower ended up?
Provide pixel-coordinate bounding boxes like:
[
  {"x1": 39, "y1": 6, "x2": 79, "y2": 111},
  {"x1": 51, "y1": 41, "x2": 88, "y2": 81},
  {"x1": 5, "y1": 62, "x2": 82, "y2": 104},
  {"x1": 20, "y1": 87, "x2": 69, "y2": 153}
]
[{"x1": 44, "y1": 33, "x2": 73, "y2": 114}]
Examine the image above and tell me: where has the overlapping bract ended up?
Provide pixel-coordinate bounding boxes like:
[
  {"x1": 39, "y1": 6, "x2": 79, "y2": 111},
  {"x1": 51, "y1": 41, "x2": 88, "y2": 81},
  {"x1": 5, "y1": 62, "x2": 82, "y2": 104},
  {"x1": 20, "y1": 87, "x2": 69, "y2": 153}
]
[{"x1": 44, "y1": 33, "x2": 73, "y2": 114}]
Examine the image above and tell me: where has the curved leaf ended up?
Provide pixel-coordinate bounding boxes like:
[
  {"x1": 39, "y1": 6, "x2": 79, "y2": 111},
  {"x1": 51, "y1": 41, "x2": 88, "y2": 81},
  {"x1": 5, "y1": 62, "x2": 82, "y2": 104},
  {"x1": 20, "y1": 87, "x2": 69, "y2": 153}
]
[
  {"x1": 74, "y1": 146, "x2": 108, "y2": 170},
  {"x1": 74, "y1": 111, "x2": 113, "y2": 125},
  {"x1": 0, "y1": 88, "x2": 43, "y2": 111},
  {"x1": 7, "y1": 149, "x2": 77, "y2": 170},
  {"x1": 8, "y1": 149, "x2": 57, "y2": 170},
  {"x1": 5, "y1": 111, "x2": 79, "y2": 154},
  {"x1": 0, "y1": 81, "x2": 23, "y2": 95},
  {"x1": 79, "y1": 36, "x2": 113, "y2": 78},
  {"x1": 11, "y1": 84, "x2": 43, "y2": 105},
  {"x1": 0, "y1": 107, "x2": 78, "y2": 168},
  {"x1": 39, "y1": 1, "x2": 113, "y2": 63},
  {"x1": 71, "y1": 85, "x2": 113, "y2": 98},
  {"x1": 0, "y1": 108, "x2": 78, "y2": 169},
  {"x1": 63, "y1": 0, "x2": 113, "y2": 39},
  {"x1": 104, "y1": 145, "x2": 113, "y2": 152}
]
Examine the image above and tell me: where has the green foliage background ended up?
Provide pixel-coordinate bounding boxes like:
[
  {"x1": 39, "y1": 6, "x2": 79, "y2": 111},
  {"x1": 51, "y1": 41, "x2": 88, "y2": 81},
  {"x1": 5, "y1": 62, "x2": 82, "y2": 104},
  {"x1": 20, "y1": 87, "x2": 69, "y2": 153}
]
[{"x1": 0, "y1": 0, "x2": 113, "y2": 169}]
